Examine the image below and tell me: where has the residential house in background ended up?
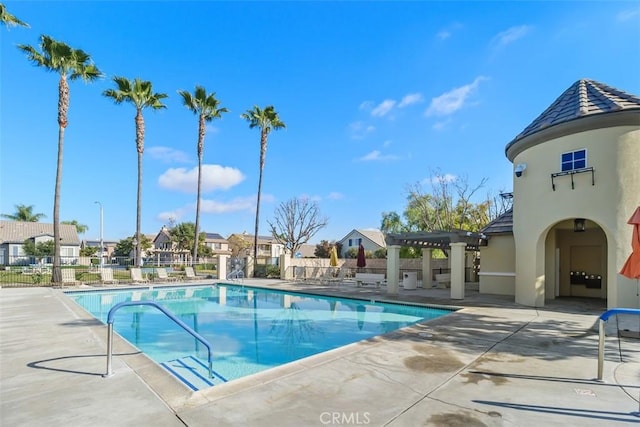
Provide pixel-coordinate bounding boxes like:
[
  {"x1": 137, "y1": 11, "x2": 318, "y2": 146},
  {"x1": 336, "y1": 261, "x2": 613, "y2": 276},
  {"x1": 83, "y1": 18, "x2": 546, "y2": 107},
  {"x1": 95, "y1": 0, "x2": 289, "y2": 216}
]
[
  {"x1": 479, "y1": 79, "x2": 640, "y2": 309},
  {"x1": 149, "y1": 226, "x2": 190, "y2": 265},
  {"x1": 294, "y1": 243, "x2": 318, "y2": 258},
  {"x1": 337, "y1": 229, "x2": 386, "y2": 258},
  {"x1": 203, "y1": 233, "x2": 231, "y2": 256},
  {"x1": 81, "y1": 239, "x2": 118, "y2": 262},
  {"x1": 227, "y1": 233, "x2": 284, "y2": 264},
  {"x1": 145, "y1": 227, "x2": 231, "y2": 265},
  {"x1": 0, "y1": 220, "x2": 80, "y2": 265}
]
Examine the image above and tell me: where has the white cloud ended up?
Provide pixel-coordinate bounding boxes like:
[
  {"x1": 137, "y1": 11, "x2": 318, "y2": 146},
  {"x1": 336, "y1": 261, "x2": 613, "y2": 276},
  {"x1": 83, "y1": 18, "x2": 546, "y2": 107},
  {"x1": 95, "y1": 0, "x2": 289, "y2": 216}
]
[
  {"x1": 424, "y1": 173, "x2": 457, "y2": 185},
  {"x1": 358, "y1": 150, "x2": 399, "y2": 161},
  {"x1": 359, "y1": 100, "x2": 374, "y2": 111},
  {"x1": 299, "y1": 193, "x2": 322, "y2": 202},
  {"x1": 491, "y1": 25, "x2": 532, "y2": 48},
  {"x1": 425, "y1": 76, "x2": 487, "y2": 117},
  {"x1": 157, "y1": 210, "x2": 185, "y2": 223},
  {"x1": 432, "y1": 119, "x2": 452, "y2": 130},
  {"x1": 617, "y1": 8, "x2": 640, "y2": 21},
  {"x1": 349, "y1": 121, "x2": 365, "y2": 131},
  {"x1": 157, "y1": 193, "x2": 273, "y2": 217},
  {"x1": 371, "y1": 99, "x2": 396, "y2": 117},
  {"x1": 158, "y1": 164, "x2": 245, "y2": 193},
  {"x1": 382, "y1": 140, "x2": 392, "y2": 147},
  {"x1": 349, "y1": 121, "x2": 375, "y2": 139},
  {"x1": 205, "y1": 124, "x2": 220, "y2": 134},
  {"x1": 398, "y1": 93, "x2": 424, "y2": 108},
  {"x1": 327, "y1": 192, "x2": 344, "y2": 200},
  {"x1": 421, "y1": 173, "x2": 458, "y2": 185},
  {"x1": 436, "y1": 22, "x2": 463, "y2": 41},
  {"x1": 199, "y1": 196, "x2": 255, "y2": 214},
  {"x1": 147, "y1": 146, "x2": 190, "y2": 163}
]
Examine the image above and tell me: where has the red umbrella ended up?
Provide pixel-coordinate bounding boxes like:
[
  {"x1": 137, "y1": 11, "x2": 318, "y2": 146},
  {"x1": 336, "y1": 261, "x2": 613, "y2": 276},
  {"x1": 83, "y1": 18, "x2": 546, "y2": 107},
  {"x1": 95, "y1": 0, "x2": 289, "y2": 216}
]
[
  {"x1": 356, "y1": 244, "x2": 366, "y2": 269},
  {"x1": 620, "y1": 206, "x2": 640, "y2": 307},
  {"x1": 620, "y1": 206, "x2": 640, "y2": 280}
]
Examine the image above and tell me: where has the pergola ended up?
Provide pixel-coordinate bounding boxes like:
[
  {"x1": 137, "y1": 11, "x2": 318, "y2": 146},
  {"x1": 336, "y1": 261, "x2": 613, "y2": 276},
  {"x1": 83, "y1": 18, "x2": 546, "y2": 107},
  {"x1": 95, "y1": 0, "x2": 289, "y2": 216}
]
[{"x1": 384, "y1": 230, "x2": 488, "y2": 299}]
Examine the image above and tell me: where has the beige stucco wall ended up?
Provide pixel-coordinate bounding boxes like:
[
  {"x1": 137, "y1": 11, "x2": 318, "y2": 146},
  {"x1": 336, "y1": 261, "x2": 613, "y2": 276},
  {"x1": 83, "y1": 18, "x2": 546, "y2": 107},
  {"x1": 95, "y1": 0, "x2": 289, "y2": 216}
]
[
  {"x1": 512, "y1": 125, "x2": 640, "y2": 308},
  {"x1": 479, "y1": 234, "x2": 516, "y2": 295}
]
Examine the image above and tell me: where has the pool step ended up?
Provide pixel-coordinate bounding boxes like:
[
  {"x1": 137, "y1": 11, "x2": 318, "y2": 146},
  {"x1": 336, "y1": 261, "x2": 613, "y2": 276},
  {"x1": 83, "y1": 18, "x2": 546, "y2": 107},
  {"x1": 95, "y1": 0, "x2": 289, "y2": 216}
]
[{"x1": 160, "y1": 356, "x2": 227, "y2": 391}]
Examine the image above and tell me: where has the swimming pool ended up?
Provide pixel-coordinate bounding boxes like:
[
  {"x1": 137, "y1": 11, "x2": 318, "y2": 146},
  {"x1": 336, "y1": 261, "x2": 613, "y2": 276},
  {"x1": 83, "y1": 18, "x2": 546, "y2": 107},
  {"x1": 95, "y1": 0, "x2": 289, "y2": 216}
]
[{"x1": 67, "y1": 284, "x2": 454, "y2": 391}]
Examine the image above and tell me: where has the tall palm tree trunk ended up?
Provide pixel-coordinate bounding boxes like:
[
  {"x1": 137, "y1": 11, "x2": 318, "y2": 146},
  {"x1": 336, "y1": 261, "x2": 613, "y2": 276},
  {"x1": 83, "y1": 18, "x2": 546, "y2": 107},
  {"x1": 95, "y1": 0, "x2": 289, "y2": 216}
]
[
  {"x1": 52, "y1": 75, "x2": 69, "y2": 284},
  {"x1": 52, "y1": 125, "x2": 64, "y2": 283},
  {"x1": 135, "y1": 109, "x2": 144, "y2": 268},
  {"x1": 193, "y1": 115, "x2": 205, "y2": 266},
  {"x1": 193, "y1": 154, "x2": 202, "y2": 265},
  {"x1": 253, "y1": 131, "x2": 268, "y2": 277}
]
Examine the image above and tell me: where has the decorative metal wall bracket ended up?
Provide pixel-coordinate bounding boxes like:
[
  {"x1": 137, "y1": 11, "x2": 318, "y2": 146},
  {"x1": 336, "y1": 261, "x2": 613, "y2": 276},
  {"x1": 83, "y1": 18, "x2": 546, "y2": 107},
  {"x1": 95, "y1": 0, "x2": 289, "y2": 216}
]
[{"x1": 551, "y1": 167, "x2": 595, "y2": 191}]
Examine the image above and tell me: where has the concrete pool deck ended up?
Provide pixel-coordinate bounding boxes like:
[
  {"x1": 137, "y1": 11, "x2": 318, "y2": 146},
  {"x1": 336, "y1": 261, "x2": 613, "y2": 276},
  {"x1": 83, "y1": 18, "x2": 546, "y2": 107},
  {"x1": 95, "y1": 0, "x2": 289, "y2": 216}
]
[{"x1": 1, "y1": 279, "x2": 639, "y2": 426}]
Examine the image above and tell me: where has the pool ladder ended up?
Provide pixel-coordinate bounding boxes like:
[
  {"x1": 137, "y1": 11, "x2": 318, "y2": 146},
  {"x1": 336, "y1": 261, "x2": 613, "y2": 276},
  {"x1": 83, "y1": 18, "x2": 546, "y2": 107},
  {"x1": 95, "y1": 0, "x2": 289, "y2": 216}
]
[{"x1": 103, "y1": 301, "x2": 213, "y2": 380}]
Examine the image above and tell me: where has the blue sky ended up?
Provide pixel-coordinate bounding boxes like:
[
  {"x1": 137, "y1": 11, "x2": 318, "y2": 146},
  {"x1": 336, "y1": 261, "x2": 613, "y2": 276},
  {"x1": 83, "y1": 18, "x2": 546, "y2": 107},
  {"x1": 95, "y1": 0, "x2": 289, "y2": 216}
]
[{"x1": 1, "y1": 1, "x2": 639, "y2": 245}]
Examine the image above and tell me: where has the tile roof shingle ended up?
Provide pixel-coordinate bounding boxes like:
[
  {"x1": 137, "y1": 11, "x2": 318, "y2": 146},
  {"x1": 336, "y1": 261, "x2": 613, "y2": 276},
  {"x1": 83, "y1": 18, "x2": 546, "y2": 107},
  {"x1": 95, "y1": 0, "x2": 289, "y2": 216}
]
[
  {"x1": 481, "y1": 209, "x2": 513, "y2": 235},
  {"x1": 0, "y1": 221, "x2": 80, "y2": 244},
  {"x1": 506, "y1": 79, "x2": 640, "y2": 153}
]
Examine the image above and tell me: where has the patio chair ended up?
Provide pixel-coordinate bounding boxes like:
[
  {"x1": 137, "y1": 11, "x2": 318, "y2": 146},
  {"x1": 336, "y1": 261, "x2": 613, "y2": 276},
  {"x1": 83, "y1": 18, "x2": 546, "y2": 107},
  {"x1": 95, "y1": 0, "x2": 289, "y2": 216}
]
[
  {"x1": 328, "y1": 268, "x2": 356, "y2": 286},
  {"x1": 99, "y1": 268, "x2": 120, "y2": 285},
  {"x1": 156, "y1": 267, "x2": 178, "y2": 283},
  {"x1": 61, "y1": 269, "x2": 81, "y2": 286},
  {"x1": 303, "y1": 267, "x2": 320, "y2": 283},
  {"x1": 184, "y1": 266, "x2": 198, "y2": 281},
  {"x1": 130, "y1": 267, "x2": 150, "y2": 284},
  {"x1": 317, "y1": 267, "x2": 336, "y2": 284}
]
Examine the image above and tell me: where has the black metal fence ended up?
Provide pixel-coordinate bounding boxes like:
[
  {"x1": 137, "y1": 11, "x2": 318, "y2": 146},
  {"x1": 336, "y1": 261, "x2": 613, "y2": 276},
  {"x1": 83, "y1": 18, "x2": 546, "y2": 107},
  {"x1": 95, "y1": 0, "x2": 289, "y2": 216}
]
[{"x1": 0, "y1": 256, "x2": 220, "y2": 287}]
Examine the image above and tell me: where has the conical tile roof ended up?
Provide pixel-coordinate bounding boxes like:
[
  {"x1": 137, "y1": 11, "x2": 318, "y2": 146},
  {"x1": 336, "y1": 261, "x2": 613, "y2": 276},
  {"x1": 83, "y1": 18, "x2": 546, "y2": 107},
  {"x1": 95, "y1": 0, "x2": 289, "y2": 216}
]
[{"x1": 506, "y1": 79, "x2": 640, "y2": 158}]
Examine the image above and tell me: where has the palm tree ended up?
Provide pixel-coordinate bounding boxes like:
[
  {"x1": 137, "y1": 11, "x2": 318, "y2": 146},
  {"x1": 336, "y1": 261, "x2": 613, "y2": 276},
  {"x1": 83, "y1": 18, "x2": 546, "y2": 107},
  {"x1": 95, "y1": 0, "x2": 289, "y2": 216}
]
[
  {"x1": 103, "y1": 77, "x2": 167, "y2": 268},
  {"x1": 0, "y1": 3, "x2": 29, "y2": 28},
  {"x1": 62, "y1": 220, "x2": 88, "y2": 234},
  {"x1": 18, "y1": 35, "x2": 102, "y2": 284},
  {"x1": 241, "y1": 105, "x2": 285, "y2": 275},
  {"x1": 178, "y1": 86, "x2": 228, "y2": 265},
  {"x1": 1, "y1": 204, "x2": 45, "y2": 222}
]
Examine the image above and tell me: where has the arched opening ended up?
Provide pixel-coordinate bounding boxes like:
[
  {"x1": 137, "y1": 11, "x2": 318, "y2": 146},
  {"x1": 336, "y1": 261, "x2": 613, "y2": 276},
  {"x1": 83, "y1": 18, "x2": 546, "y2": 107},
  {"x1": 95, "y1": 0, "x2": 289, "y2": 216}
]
[{"x1": 545, "y1": 218, "x2": 608, "y2": 303}]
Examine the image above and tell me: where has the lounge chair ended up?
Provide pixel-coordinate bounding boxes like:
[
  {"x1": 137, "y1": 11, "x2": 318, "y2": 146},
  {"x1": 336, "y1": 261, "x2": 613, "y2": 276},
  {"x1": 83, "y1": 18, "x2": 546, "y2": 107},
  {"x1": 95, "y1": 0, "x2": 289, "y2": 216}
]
[
  {"x1": 303, "y1": 267, "x2": 320, "y2": 283},
  {"x1": 184, "y1": 266, "x2": 198, "y2": 280},
  {"x1": 131, "y1": 267, "x2": 149, "y2": 283},
  {"x1": 99, "y1": 268, "x2": 120, "y2": 285},
  {"x1": 61, "y1": 269, "x2": 81, "y2": 286},
  {"x1": 317, "y1": 267, "x2": 336, "y2": 284},
  {"x1": 156, "y1": 267, "x2": 178, "y2": 283},
  {"x1": 328, "y1": 268, "x2": 355, "y2": 286}
]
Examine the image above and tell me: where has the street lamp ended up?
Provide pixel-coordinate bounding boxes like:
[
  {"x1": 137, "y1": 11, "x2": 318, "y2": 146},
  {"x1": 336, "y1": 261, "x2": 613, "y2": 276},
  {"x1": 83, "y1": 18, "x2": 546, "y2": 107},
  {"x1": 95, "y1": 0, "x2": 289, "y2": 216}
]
[{"x1": 94, "y1": 201, "x2": 104, "y2": 267}]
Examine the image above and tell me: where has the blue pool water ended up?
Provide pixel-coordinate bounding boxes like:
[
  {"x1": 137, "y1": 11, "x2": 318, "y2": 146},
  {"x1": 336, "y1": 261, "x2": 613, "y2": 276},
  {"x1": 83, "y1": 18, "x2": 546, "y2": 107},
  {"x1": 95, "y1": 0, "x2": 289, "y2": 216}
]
[{"x1": 67, "y1": 284, "x2": 454, "y2": 390}]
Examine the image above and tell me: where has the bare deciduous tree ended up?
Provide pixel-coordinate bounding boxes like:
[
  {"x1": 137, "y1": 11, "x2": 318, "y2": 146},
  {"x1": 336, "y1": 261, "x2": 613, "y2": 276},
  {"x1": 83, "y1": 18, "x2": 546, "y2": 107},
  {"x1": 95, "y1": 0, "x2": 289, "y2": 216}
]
[
  {"x1": 268, "y1": 198, "x2": 328, "y2": 258},
  {"x1": 382, "y1": 170, "x2": 510, "y2": 236}
]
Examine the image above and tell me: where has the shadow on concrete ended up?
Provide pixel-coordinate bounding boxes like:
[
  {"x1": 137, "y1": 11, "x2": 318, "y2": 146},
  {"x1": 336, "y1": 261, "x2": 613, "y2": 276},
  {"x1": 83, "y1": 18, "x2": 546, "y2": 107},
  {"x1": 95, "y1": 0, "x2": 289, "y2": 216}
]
[
  {"x1": 59, "y1": 318, "x2": 104, "y2": 327},
  {"x1": 27, "y1": 352, "x2": 140, "y2": 376},
  {"x1": 468, "y1": 370, "x2": 640, "y2": 389},
  {"x1": 363, "y1": 311, "x2": 640, "y2": 364},
  {"x1": 473, "y1": 400, "x2": 640, "y2": 424}
]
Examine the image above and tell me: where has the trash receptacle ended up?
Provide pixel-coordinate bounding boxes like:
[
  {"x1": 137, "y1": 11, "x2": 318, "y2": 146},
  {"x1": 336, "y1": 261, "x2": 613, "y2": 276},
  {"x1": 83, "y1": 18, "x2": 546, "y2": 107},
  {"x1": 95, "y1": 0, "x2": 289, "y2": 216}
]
[{"x1": 403, "y1": 272, "x2": 417, "y2": 290}]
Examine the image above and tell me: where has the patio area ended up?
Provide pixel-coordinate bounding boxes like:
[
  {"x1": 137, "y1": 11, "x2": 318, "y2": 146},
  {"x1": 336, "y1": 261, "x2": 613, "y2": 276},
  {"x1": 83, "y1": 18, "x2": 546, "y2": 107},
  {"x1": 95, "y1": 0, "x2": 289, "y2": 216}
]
[{"x1": 1, "y1": 279, "x2": 638, "y2": 426}]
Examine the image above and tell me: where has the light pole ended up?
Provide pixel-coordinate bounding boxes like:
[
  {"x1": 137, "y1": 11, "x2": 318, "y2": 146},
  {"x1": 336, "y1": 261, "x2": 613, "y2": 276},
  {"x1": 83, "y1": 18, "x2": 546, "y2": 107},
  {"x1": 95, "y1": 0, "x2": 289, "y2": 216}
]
[{"x1": 94, "y1": 201, "x2": 104, "y2": 267}]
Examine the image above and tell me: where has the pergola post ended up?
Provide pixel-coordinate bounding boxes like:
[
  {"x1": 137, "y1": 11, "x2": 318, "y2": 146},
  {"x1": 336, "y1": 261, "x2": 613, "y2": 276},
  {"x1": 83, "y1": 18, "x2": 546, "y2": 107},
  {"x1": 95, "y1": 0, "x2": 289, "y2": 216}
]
[
  {"x1": 450, "y1": 242, "x2": 466, "y2": 299},
  {"x1": 421, "y1": 248, "x2": 432, "y2": 288},
  {"x1": 217, "y1": 253, "x2": 229, "y2": 280},
  {"x1": 280, "y1": 253, "x2": 291, "y2": 280},
  {"x1": 386, "y1": 245, "x2": 401, "y2": 295}
]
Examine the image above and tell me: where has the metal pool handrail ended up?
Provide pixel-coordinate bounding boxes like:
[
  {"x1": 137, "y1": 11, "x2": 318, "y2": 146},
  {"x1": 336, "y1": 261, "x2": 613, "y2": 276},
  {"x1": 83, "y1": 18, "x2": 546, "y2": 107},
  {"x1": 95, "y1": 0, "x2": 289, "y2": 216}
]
[
  {"x1": 103, "y1": 300, "x2": 213, "y2": 379},
  {"x1": 597, "y1": 308, "x2": 640, "y2": 381}
]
